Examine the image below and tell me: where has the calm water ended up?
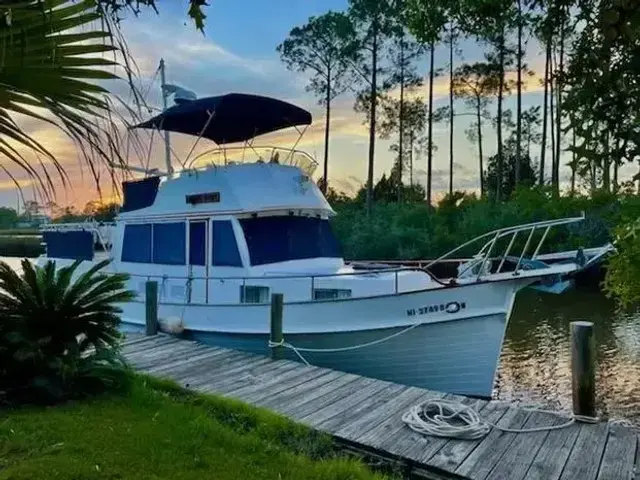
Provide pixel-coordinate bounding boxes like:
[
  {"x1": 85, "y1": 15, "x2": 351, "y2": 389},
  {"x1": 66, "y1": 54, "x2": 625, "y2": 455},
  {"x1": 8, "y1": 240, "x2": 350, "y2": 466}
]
[
  {"x1": 3, "y1": 257, "x2": 639, "y2": 422},
  {"x1": 497, "y1": 288, "x2": 640, "y2": 423}
]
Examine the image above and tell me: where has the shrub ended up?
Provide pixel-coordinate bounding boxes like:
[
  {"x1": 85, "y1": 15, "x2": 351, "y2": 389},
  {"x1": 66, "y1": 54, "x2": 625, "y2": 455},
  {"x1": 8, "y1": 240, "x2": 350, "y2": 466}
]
[{"x1": 0, "y1": 259, "x2": 135, "y2": 404}]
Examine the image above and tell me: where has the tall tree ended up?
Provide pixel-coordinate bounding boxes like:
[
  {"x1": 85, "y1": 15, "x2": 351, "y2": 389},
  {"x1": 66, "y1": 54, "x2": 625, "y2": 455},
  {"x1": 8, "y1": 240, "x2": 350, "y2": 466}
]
[
  {"x1": 277, "y1": 12, "x2": 356, "y2": 194},
  {"x1": 348, "y1": 0, "x2": 396, "y2": 214},
  {"x1": 405, "y1": 0, "x2": 448, "y2": 206},
  {"x1": 446, "y1": 25, "x2": 459, "y2": 195},
  {"x1": 450, "y1": 63, "x2": 500, "y2": 196},
  {"x1": 540, "y1": 39, "x2": 551, "y2": 185},
  {"x1": 459, "y1": 0, "x2": 518, "y2": 201}
]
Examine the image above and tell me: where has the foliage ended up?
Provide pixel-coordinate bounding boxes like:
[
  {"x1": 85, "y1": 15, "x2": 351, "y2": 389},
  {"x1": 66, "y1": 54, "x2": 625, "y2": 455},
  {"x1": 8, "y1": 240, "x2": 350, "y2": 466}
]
[
  {"x1": 603, "y1": 218, "x2": 640, "y2": 308},
  {"x1": 485, "y1": 148, "x2": 537, "y2": 201},
  {"x1": 0, "y1": 259, "x2": 134, "y2": 404},
  {"x1": 0, "y1": 1, "x2": 127, "y2": 196},
  {"x1": 0, "y1": 208, "x2": 18, "y2": 229},
  {"x1": 0, "y1": 375, "x2": 389, "y2": 480},
  {"x1": 98, "y1": 0, "x2": 208, "y2": 30},
  {"x1": 330, "y1": 189, "x2": 640, "y2": 261}
]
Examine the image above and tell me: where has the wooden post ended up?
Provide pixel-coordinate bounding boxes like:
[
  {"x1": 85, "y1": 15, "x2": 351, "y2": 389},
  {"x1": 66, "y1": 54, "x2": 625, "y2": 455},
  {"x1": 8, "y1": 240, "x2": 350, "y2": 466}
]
[
  {"x1": 571, "y1": 321, "x2": 596, "y2": 417},
  {"x1": 145, "y1": 281, "x2": 158, "y2": 336},
  {"x1": 270, "y1": 293, "x2": 284, "y2": 360}
]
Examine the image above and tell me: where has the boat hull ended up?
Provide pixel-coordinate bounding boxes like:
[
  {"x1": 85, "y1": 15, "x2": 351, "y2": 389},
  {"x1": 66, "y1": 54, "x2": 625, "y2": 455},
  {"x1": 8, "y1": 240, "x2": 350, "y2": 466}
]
[{"x1": 120, "y1": 278, "x2": 534, "y2": 397}]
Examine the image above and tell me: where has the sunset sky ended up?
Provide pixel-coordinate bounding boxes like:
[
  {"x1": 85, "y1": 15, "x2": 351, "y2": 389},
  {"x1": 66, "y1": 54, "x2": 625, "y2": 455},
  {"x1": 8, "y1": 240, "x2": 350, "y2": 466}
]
[{"x1": 1, "y1": 0, "x2": 635, "y2": 212}]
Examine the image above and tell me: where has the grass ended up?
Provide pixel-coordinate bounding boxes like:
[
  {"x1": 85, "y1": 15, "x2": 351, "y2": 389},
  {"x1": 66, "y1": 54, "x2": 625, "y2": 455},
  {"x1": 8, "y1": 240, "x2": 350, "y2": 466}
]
[{"x1": 0, "y1": 375, "x2": 389, "y2": 480}]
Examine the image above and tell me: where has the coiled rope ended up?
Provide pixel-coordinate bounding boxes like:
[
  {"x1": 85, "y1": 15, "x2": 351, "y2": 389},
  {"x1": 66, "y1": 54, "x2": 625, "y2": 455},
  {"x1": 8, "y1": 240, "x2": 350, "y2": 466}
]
[{"x1": 400, "y1": 399, "x2": 637, "y2": 440}]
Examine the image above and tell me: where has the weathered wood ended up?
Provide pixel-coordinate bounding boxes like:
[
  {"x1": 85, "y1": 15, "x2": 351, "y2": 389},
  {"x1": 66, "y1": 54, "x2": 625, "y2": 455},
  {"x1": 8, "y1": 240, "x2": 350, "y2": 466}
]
[
  {"x1": 143, "y1": 346, "x2": 225, "y2": 374},
  {"x1": 184, "y1": 356, "x2": 275, "y2": 390},
  {"x1": 203, "y1": 358, "x2": 304, "y2": 395},
  {"x1": 145, "y1": 281, "x2": 158, "y2": 336},
  {"x1": 122, "y1": 335, "x2": 178, "y2": 354},
  {"x1": 170, "y1": 350, "x2": 254, "y2": 385},
  {"x1": 455, "y1": 405, "x2": 532, "y2": 479},
  {"x1": 257, "y1": 370, "x2": 346, "y2": 411},
  {"x1": 298, "y1": 379, "x2": 393, "y2": 429},
  {"x1": 520, "y1": 419, "x2": 581, "y2": 480},
  {"x1": 558, "y1": 422, "x2": 610, "y2": 480},
  {"x1": 316, "y1": 382, "x2": 408, "y2": 434},
  {"x1": 429, "y1": 401, "x2": 509, "y2": 473},
  {"x1": 571, "y1": 321, "x2": 596, "y2": 418},
  {"x1": 346, "y1": 387, "x2": 438, "y2": 448},
  {"x1": 596, "y1": 424, "x2": 637, "y2": 480},
  {"x1": 278, "y1": 373, "x2": 364, "y2": 417},
  {"x1": 482, "y1": 410, "x2": 566, "y2": 480},
  {"x1": 270, "y1": 293, "x2": 284, "y2": 360},
  {"x1": 285, "y1": 376, "x2": 378, "y2": 421},
  {"x1": 239, "y1": 366, "x2": 332, "y2": 405}
]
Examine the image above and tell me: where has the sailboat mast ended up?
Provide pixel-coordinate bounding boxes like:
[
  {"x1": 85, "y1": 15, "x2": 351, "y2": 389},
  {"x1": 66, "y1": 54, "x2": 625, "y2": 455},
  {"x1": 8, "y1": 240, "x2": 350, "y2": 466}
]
[{"x1": 159, "y1": 59, "x2": 174, "y2": 174}]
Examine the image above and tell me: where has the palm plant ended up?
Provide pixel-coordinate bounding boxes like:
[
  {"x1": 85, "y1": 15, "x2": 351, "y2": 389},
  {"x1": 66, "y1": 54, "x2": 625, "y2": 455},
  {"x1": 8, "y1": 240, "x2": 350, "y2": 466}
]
[
  {"x1": 0, "y1": 0, "x2": 127, "y2": 197},
  {"x1": 0, "y1": 259, "x2": 135, "y2": 404}
]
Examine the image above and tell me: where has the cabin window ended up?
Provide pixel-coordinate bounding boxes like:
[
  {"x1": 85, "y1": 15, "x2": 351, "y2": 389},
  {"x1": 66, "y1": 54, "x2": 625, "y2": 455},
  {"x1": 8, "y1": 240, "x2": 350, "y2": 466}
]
[
  {"x1": 240, "y1": 285, "x2": 269, "y2": 304},
  {"x1": 313, "y1": 288, "x2": 352, "y2": 301},
  {"x1": 153, "y1": 222, "x2": 186, "y2": 265},
  {"x1": 239, "y1": 216, "x2": 341, "y2": 266},
  {"x1": 121, "y1": 224, "x2": 152, "y2": 263},
  {"x1": 212, "y1": 220, "x2": 242, "y2": 267}
]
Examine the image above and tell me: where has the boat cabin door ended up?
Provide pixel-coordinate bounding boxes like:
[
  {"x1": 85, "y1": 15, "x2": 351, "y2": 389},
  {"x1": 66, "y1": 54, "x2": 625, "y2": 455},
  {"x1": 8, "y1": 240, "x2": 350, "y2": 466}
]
[{"x1": 188, "y1": 219, "x2": 209, "y2": 303}]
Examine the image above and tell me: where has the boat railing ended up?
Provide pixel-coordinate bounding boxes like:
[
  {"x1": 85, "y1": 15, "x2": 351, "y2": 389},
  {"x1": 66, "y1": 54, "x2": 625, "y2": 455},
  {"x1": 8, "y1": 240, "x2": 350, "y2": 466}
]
[
  {"x1": 426, "y1": 215, "x2": 586, "y2": 280},
  {"x1": 126, "y1": 264, "x2": 430, "y2": 304},
  {"x1": 185, "y1": 145, "x2": 319, "y2": 176}
]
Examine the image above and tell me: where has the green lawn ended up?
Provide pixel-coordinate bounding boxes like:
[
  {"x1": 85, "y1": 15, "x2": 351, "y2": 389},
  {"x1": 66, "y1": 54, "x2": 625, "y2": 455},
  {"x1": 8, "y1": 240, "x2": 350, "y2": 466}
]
[{"x1": 0, "y1": 376, "x2": 389, "y2": 480}]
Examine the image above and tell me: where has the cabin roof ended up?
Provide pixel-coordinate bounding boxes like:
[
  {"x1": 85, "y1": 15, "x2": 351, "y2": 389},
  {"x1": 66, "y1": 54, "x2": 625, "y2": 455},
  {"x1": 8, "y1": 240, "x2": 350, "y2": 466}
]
[{"x1": 118, "y1": 163, "x2": 333, "y2": 220}]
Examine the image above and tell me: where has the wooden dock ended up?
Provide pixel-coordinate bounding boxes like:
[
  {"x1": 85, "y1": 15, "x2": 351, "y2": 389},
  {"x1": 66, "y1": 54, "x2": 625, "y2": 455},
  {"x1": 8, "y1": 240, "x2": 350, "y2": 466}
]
[{"x1": 121, "y1": 334, "x2": 639, "y2": 480}]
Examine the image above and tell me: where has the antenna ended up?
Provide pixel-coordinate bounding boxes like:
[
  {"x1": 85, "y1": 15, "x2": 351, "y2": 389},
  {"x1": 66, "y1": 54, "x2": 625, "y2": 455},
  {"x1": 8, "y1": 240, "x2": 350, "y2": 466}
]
[{"x1": 159, "y1": 58, "x2": 174, "y2": 174}]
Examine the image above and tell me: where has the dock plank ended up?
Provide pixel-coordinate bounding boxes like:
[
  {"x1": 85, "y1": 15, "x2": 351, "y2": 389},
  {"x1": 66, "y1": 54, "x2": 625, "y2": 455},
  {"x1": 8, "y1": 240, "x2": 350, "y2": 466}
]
[
  {"x1": 558, "y1": 422, "x2": 610, "y2": 480},
  {"x1": 455, "y1": 405, "x2": 532, "y2": 479},
  {"x1": 596, "y1": 424, "x2": 637, "y2": 480},
  {"x1": 521, "y1": 420, "x2": 581, "y2": 480},
  {"x1": 482, "y1": 410, "x2": 566, "y2": 480},
  {"x1": 427, "y1": 401, "x2": 508, "y2": 473},
  {"x1": 144, "y1": 347, "x2": 232, "y2": 375},
  {"x1": 257, "y1": 370, "x2": 347, "y2": 411}
]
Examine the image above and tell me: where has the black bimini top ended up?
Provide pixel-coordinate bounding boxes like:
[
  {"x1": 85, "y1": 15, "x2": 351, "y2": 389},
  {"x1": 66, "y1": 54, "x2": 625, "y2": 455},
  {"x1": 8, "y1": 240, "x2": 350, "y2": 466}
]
[{"x1": 133, "y1": 93, "x2": 312, "y2": 144}]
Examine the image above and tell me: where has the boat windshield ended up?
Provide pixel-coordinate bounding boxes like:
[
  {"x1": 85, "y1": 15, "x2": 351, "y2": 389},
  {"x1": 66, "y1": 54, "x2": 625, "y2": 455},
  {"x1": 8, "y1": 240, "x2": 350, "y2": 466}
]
[
  {"x1": 188, "y1": 146, "x2": 318, "y2": 176},
  {"x1": 239, "y1": 216, "x2": 341, "y2": 266}
]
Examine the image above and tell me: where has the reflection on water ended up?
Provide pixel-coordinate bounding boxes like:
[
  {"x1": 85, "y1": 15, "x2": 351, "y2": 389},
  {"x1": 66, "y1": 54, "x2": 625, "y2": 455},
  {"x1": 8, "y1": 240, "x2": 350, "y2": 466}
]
[
  {"x1": 497, "y1": 287, "x2": 640, "y2": 423},
  {"x1": 2, "y1": 257, "x2": 639, "y2": 422}
]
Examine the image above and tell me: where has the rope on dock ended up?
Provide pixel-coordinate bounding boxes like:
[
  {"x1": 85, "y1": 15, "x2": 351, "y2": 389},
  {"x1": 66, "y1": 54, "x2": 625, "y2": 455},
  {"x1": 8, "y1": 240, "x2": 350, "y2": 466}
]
[{"x1": 400, "y1": 399, "x2": 603, "y2": 440}]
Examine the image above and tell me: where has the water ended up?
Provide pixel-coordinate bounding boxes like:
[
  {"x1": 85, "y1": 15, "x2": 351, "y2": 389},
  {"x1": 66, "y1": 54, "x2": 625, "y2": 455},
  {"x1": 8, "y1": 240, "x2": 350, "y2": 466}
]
[
  {"x1": 2, "y1": 256, "x2": 639, "y2": 422},
  {"x1": 497, "y1": 288, "x2": 640, "y2": 423}
]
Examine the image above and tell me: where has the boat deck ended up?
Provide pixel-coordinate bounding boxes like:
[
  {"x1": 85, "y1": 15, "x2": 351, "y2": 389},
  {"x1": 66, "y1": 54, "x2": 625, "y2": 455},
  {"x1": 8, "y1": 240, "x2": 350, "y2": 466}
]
[{"x1": 122, "y1": 334, "x2": 639, "y2": 480}]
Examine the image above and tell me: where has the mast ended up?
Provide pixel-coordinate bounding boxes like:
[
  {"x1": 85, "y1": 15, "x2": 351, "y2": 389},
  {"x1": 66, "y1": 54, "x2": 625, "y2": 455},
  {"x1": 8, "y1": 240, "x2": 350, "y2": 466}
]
[{"x1": 159, "y1": 58, "x2": 174, "y2": 174}]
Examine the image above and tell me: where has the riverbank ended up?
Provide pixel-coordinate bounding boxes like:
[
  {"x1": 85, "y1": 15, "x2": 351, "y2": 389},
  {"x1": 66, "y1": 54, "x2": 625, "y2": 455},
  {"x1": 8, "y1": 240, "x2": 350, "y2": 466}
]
[{"x1": 0, "y1": 375, "x2": 388, "y2": 480}]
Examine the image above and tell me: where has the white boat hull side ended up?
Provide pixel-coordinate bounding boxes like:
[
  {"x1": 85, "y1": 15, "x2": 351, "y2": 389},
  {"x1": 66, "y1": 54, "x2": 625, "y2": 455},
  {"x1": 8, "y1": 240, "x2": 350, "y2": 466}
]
[{"x1": 119, "y1": 278, "x2": 533, "y2": 397}]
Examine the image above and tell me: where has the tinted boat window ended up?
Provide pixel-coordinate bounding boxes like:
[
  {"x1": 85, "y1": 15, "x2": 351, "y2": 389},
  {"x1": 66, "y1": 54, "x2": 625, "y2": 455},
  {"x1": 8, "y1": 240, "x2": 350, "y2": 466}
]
[
  {"x1": 121, "y1": 224, "x2": 152, "y2": 263},
  {"x1": 212, "y1": 220, "x2": 242, "y2": 267},
  {"x1": 239, "y1": 216, "x2": 341, "y2": 266}
]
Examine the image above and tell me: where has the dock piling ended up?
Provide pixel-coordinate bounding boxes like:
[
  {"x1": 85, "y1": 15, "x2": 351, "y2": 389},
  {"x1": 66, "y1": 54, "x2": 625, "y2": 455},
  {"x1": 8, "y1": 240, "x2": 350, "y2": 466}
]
[
  {"x1": 570, "y1": 320, "x2": 596, "y2": 418},
  {"x1": 270, "y1": 293, "x2": 284, "y2": 360},
  {"x1": 145, "y1": 280, "x2": 158, "y2": 336}
]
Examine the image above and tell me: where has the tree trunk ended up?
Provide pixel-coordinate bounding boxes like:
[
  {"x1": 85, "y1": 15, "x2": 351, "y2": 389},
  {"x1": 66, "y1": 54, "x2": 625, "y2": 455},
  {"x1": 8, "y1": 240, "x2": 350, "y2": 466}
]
[
  {"x1": 496, "y1": 30, "x2": 505, "y2": 201},
  {"x1": 477, "y1": 100, "x2": 484, "y2": 197},
  {"x1": 570, "y1": 128, "x2": 576, "y2": 194},
  {"x1": 603, "y1": 132, "x2": 610, "y2": 192},
  {"x1": 540, "y1": 40, "x2": 551, "y2": 185},
  {"x1": 449, "y1": 28, "x2": 455, "y2": 196},
  {"x1": 555, "y1": 8, "x2": 565, "y2": 198},
  {"x1": 516, "y1": 0, "x2": 523, "y2": 185},
  {"x1": 398, "y1": 34, "x2": 405, "y2": 203},
  {"x1": 322, "y1": 73, "x2": 331, "y2": 195},
  {"x1": 366, "y1": 19, "x2": 378, "y2": 215},
  {"x1": 549, "y1": 55, "x2": 556, "y2": 191},
  {"x1": 427, "y1": 39, "x2": 435, "y2": 206},
  {"x1": 409, "y1": 131, "x2": 414, "y2": 186}
]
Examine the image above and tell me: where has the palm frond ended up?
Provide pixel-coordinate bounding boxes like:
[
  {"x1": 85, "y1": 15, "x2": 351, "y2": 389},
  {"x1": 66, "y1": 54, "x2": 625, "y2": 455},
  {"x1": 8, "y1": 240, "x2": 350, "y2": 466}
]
[{"x1": 0, "y1": 0, "x2": 129, "y2": 199}]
